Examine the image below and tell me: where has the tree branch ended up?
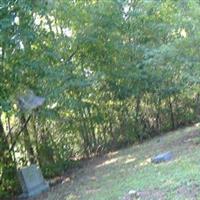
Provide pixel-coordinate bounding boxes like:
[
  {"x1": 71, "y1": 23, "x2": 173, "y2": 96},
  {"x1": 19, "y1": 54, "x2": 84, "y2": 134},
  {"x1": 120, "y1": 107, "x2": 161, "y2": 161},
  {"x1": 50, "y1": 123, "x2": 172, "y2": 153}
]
[{"x1": 9, "y1": 115, "x2": 32, "y2": 153}]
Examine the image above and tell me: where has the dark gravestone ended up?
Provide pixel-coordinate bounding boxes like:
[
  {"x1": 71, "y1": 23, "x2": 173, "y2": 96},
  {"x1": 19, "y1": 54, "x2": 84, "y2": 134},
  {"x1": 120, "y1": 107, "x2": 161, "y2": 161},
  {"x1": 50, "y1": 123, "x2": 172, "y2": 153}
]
[
  {"x1": 18, "y1": 165, "x2": 49, "y2": 199},
  {"x1": 151, "y1": 152, "x2": 173, "y2": 164}
]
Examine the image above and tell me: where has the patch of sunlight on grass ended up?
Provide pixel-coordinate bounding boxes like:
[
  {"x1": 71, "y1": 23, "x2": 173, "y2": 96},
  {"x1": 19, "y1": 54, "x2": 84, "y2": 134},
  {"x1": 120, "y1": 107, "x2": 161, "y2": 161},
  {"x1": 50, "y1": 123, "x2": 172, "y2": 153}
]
[
  {"x1": 195, "y1": 122, "x2": 200, "y2": 127},
  {"x1": 86, "y1": 188, "x2": 101, "y2": 195},
  {"x1": 65, "y1": 194, "x2": 79, "y2": 200},
  {"x1": 139, "y1": 158, "x2": 151, "y2": 167},
  {"x1": 164, "y1": 178, "x2": 175, "y2": 186},
  {"x1": 96, "y1": 157, "x2": 118, "y2": 168},
  {"x1": 62, "y1": 177, "x2": 70, "y2": 184},
  {"x1": 125, "y1": 157, "x2": 136, "y2": 164},
  {"x1": 108, "y1": 151, "x2": 119, "y2": 156}
]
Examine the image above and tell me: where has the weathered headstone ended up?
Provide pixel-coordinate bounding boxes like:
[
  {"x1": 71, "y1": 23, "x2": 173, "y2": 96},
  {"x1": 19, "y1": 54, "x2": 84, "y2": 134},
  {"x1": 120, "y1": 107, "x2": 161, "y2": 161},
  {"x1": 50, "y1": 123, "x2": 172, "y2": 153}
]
[
  {"x1": 151, "y1": 151, "x2": 173, "y2": 164},
  {"x1": 18, "y1": 165, "x2": 49, "y2": 199}
]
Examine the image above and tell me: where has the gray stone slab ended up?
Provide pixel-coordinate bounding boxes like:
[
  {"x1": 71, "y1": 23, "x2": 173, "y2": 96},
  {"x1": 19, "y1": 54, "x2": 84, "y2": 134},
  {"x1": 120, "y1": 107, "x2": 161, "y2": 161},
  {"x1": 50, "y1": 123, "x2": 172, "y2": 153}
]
[
  {"x1": 19, "y1": 91, "x2": 45, "y2": 111},
  {"x1": 151, "y1": 151, "x2": 173, "y2": 164},
  {"x1": 18, "y1": 165, "x2": 49, "y2": 198}
]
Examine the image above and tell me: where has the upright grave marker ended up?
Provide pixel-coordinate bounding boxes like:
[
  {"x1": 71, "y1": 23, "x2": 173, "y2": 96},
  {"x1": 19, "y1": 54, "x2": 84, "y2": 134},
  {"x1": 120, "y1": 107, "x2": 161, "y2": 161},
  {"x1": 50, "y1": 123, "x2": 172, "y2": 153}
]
[
  {"x1": 18, "y1": 91, "x2": 48, "y2": 198},
  {"x1": 18, "y1": 165, "x2": 49, "y2": 198}
]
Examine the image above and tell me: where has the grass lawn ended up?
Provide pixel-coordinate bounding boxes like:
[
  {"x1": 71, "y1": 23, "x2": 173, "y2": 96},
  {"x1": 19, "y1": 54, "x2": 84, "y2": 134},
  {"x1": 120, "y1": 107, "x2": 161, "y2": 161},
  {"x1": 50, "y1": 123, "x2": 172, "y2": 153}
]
[{"x1": 36, "y1": 125, "x2": 200, "y2": 200}]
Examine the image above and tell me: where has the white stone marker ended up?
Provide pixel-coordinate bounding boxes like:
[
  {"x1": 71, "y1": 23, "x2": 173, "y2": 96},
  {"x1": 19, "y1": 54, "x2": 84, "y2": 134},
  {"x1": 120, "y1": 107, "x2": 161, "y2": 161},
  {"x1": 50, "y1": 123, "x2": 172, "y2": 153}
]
[{"x1": 18, "y1": 164, "x2": 49, "y2": 198}]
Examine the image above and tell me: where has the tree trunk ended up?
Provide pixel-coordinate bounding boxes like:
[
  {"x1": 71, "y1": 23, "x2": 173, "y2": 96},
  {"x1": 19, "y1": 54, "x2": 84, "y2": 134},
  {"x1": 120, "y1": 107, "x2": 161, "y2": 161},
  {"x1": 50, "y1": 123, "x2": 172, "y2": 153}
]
[
  {"x1": 168, "y1": 97, "x2": 175, "y2": 129},
  {"x1": 155, "y1": 97, "x2": 161, "y2": 134},
  {"x1": 135, "y1": 95, "x2": 141, "y2": 138},
  {"x1": 79, "y1": 110, "x2": 90, "y2": 158},
  {"x1": 20, "y1": 114, "x2": 35, "y2": 164},
  {"x1": 0, "y1": 114, "x2": 17, "y2": 195},
  {"x1": 86, "y1": 106, "x2": 97, "y2": 149}
]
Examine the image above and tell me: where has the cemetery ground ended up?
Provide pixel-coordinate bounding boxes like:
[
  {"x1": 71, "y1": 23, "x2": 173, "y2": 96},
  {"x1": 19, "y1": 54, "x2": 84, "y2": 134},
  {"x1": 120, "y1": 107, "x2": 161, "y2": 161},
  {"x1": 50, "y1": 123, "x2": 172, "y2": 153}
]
[{"x1": 35, "y1": 125, "x2": 200, "y2": 200}]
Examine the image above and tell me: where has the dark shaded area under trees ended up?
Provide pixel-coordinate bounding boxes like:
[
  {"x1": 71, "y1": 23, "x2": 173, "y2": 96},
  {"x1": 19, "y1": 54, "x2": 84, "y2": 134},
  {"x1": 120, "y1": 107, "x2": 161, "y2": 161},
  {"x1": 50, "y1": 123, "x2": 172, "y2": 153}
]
[{"x1": 1, "y1": 0, "x2": 200, "y2": 198}]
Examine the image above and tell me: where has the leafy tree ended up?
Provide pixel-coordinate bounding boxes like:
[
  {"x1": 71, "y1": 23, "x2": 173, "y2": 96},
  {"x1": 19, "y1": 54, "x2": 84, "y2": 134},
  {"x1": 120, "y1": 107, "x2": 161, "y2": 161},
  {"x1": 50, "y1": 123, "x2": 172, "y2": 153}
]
[{"x1": 1, "y1": 0, "x2": 200, "y2": 198}]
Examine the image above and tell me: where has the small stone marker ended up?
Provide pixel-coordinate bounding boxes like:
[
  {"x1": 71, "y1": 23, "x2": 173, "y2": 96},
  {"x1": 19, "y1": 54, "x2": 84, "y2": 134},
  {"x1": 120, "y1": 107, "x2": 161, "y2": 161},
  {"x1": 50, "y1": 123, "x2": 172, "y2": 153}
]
[
  {"x1": 151, "y1": 151, "x2": 173, "y2": 164},
  {"x1": 18, "y1": 164, "x2": 49, "y2": 198}
]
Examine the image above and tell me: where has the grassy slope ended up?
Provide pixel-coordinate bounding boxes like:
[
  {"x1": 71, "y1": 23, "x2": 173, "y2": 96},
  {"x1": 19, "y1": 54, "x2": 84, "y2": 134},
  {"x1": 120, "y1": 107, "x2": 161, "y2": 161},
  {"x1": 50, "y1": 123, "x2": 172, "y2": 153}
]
[{"x1": 38, "y1": 125, "x2": 200, "y2": 200}]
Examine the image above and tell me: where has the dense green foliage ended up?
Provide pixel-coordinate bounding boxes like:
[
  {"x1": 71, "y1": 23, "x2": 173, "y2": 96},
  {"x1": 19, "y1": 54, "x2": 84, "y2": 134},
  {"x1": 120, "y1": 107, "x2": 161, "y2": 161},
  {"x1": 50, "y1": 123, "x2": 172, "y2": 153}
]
[{"x1": 1, "y1": 0, "x2": 200, "y2": 198}]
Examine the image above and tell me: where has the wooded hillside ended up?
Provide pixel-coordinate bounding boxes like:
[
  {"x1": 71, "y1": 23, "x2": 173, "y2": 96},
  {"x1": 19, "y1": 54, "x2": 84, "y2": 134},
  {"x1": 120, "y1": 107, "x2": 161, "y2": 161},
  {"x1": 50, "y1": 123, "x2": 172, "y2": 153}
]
[{"x1": 1, "y1": 0, "x2": 200, "y2": 198}]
